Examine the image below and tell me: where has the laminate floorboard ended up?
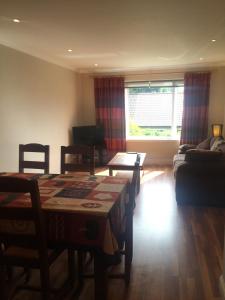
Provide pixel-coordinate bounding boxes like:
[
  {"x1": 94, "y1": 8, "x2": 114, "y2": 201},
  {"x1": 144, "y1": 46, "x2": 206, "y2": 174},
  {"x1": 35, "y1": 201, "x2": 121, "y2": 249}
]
[{"x1": 12, "y1": 167, "x2": 225, "y2": 300}]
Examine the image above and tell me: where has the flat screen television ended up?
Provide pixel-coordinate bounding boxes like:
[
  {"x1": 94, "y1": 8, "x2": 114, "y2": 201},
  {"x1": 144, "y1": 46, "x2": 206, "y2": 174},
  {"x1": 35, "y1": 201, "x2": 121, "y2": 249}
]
[{"x1": 72, "y1": 125, "x2": 105, "y2": 147}]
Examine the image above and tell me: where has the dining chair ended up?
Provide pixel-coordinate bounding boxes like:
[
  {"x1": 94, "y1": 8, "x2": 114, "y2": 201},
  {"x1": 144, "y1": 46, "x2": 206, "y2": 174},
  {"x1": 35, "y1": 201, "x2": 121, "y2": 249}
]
[
  {"x1": 0, "y1": 176, "x2": 66, "y2": 299},
  {"x1": 60, "y1": 145, "x2": 95, "y2": 175},
  {"x1": 19, "y1": 143, "x2": 50, "y2": 173},
  {"x1": 115, "y1": 153, "x2": 141, "y2": 195},
  {"x1": 110, "y1": 161, "x2": 139, "y2": 284}
]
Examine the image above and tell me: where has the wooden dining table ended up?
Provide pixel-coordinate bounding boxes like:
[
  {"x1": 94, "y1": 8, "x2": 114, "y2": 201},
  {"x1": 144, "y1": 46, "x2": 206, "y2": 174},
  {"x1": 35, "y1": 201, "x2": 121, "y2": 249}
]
[{"x1": 0, "y1": 172, "x2": 130, "y2": 300}]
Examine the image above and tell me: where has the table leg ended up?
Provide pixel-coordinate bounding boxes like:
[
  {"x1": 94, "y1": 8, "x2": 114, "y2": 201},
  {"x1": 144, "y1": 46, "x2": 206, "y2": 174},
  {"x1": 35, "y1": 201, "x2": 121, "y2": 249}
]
[
  {"x1": 94, "y1": 251, "x2": 108, "y2": 300},
  {"x1": 109, "y1": 168, "x2": 113, "y2": 176},
  {"x1": 124, "y1": 201, "x2": 133, "y2": 285}
]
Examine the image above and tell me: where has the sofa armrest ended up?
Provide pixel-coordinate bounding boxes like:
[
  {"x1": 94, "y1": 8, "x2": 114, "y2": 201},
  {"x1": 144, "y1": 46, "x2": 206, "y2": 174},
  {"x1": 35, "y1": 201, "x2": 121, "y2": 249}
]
[
  {"x1": 178, "y1": 144, "x2": 196, "y2": 154},
  {"x1": 185, "y1": 149, "x2": 225, "y2": 162}
]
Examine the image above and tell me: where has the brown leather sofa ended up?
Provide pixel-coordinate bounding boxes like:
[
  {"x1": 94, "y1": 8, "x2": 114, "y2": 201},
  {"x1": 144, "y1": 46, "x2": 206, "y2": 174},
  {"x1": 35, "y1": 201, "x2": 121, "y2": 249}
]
[{"x1": 174, "y1": 137, "x2": 225, "y2": 206}]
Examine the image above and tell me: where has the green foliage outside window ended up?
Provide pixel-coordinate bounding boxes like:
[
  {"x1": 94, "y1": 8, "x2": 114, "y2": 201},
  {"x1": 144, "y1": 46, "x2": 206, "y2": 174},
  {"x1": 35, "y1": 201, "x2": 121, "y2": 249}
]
[
  {"x1": 129, "y1": 87, "x2": 173, "y2": 94},
  {"x1": 129, "y1": 122, "x2": 181, "y2": 137},
  {"x1": 129, "y1": 122, "x2": 171, "y2": 137}
]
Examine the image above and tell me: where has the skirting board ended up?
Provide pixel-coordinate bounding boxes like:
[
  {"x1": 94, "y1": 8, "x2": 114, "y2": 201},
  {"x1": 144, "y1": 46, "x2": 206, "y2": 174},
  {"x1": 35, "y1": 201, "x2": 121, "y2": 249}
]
[{"x1": 219, "y1": 275, "x2": 225, "y2": 298}]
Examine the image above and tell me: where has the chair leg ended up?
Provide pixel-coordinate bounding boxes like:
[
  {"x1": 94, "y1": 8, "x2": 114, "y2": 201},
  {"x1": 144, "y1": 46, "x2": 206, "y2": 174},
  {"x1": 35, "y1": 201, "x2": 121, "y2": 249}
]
[
  {"x1": 0, "y1": 265, "x2": 8, "y2": 299},
  {"x1": 6, "y1": 266, "x2": 14, "y2": 282},
  {"x1": 94, "y1": 251, "x2": 108, "y2": 300},
  {"x1": 39, "y1": 264, "x2": 51, "y2": 300},
  {"x1": 125, "y1": 261, "x2": 131, "y2": 285},
  {"x1": 77, "y1": 250, "x2": 84, "y2": 289},
  {"x1": 85, "y1": 251, "x2": 94, "y2": 267},
  {"x1": 125, "y1": 240, "x2": 132, "y2": 285},
  {"x1": 24, "y1": 267, "x2": 31, "y2": 283},
  {"x1": 124, "y1": 211, "x2": 133, "y2": 285},
  {"x1": 67, "y1": 249, "x2": 76, "y2": 286}
]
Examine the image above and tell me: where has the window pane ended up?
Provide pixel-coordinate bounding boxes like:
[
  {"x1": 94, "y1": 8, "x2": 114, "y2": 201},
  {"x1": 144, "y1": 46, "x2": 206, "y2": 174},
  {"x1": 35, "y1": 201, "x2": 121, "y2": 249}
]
[
  {"x1": 125, "y1": 81, "x2": 184, "y2": 138},
  {"x1": 127, "y1": 88, "x2": 173, "y2": 137}
]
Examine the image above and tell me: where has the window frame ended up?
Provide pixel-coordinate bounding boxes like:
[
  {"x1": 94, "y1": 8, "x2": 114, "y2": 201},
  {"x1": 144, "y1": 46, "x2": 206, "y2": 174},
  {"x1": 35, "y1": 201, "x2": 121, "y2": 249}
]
[{"x1": 125, "y1": 80, "x2": 184, "y2": 141}]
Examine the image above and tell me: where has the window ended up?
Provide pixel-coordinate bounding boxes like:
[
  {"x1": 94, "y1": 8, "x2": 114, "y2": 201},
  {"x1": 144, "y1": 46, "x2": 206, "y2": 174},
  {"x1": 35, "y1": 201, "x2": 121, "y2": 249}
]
[{"x1": 125, "y1": 80, "x2": 184, "y2": 139}]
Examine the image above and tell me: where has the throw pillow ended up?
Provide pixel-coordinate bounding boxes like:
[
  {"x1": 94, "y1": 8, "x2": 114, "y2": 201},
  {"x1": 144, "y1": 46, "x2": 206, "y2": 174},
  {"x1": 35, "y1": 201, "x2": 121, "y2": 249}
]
[
  {"x1": 196, "y1": 137, "x2": 211, "y2": 150},
  {"x1": 215, "y1": 140, "x2": 225, "y2": 153},
  {"x1": 185, "y1": 149, "x2": 223, "y2": 162},
  {"x1": 210, "y1": 137, "x2": 224, "y2": 151}
]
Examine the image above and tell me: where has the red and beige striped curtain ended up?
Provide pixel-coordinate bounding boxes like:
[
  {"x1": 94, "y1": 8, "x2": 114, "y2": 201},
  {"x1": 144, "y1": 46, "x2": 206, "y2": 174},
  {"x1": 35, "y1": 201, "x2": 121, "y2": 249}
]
[
  {"x1": 180, "y1": 72, "x2": 211, "y2": 145},
  {"x1": 94, "y1": 77, "x2": 126, "y2": 160}
]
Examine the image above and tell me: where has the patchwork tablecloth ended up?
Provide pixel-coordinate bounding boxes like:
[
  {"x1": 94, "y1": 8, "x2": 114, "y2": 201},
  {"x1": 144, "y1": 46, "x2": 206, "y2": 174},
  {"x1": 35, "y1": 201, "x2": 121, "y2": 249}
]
[{"x1": 0, "y1": 173, "x2": 129, "y2": 256}]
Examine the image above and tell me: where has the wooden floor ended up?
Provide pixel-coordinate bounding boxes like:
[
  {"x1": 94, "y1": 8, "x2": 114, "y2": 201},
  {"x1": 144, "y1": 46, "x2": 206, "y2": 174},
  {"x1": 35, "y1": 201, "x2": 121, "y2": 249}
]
[{"x1": 14, "y1": 166, "x2": 225, "y2": 300}]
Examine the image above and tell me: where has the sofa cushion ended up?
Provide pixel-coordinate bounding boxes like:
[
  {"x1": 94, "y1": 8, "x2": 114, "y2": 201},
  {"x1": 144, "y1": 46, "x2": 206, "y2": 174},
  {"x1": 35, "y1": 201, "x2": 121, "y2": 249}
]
[
  {"x1": 210, "y1": 137, "x2": 218, "y2": 148},
  {"x1": 217, "y1": 141, "x2": 225, "y2": 153},
  {"x1": 196, "y1": 137, "x2": 211, "y2": 150},
  {"x1": 185, "y1": 149, "x2": 224, "y2": 162},
  {"x1": 210, "y1": 137, "x2": 224, "y2": 151}
]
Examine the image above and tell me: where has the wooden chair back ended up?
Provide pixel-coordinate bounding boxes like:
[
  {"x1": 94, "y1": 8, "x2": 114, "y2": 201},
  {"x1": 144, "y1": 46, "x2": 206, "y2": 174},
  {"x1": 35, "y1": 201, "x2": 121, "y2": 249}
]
[
  {"x1": 19, "y1": 143, "x2": 49, "y2": 174},
  {"x1": 128, "y1": 161, "x2": 140, "y2": 210},
  {"x1": 0, "y1": 176, "x2": 48, "y2": 262},
  {"x1": 61, "y1": 145, "x2": 95, "y2": 175},
  {"x1": 120, "y1": 160, "x2": 140, "y2": 284}
]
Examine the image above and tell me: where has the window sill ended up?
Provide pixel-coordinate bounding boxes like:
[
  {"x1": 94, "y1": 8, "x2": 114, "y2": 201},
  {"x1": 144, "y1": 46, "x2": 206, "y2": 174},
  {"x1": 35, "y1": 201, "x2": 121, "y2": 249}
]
[{"x1": 126, "y1": 136, "x2": 180, "y2": 142}]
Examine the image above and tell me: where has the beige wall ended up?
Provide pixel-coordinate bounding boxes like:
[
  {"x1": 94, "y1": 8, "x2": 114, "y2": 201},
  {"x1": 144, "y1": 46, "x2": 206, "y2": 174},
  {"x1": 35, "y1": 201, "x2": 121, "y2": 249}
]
[
  {"x1": 3, "y1": 45, "x2": 224, "y2": 170},
  {"x1": 126, "y1": 140, "x2": 179, "y2": 165},
  {"x1": 209, "y1": 67, "x2": 225, "y2": 134},
  {"x1": 76, "y1": 74, "x2": 95, "y2": 125},
  {"x1": 0, "y1": 45, "x2": 78, "y2": 173},
  {"x1": 78, "y1": 68, "x2": 225, "y2": 165}
]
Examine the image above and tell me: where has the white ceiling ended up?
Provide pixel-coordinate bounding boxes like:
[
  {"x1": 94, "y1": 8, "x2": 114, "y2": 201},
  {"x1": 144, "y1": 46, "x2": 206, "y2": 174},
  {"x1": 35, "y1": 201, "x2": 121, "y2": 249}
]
[{"x1": 1, "y1": 0, "x2": 225, "y2": 73}]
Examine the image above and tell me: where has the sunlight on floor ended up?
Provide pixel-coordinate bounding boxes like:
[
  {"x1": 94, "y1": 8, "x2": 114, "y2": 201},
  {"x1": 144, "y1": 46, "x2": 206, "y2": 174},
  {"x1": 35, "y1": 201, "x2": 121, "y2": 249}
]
[
  {"x1": 95, "y1": 169, "x2": 130, "y2": 177},
  {"x1": 142, "y1": 190, "x2": 175, "y2": 235},
  {"x1": 135, "y1": 168, "x2": 177, "y2": 238},
  {"x1": 95, "y1": 169, "x2": 110, "y2": 176},
  {"x1": 96, "y1": 167, "x2": 176, "y2": 237},
  {"x1": 141, "y1": 170, "x2": 165, "y2": 183}
]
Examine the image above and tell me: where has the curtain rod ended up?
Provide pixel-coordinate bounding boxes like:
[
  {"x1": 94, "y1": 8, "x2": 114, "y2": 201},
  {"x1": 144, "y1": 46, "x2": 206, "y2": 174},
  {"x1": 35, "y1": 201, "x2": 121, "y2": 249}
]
[
  {"x1": 88, "y1": 69, "x2": 212, "y2": 78},
  {"x1": 90, "y1": 71, "x2": 184, "y2": 77}
]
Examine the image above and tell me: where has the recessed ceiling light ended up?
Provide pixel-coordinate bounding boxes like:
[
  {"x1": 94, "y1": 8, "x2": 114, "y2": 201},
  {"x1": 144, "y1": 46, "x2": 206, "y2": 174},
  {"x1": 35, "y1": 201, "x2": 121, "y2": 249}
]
[
  {"x1": 211, "y1": 39, "x2": 216, "y2": 42},
  {"x1": 94, "y1": 63, "x2": 98, "y2": 67},
  {"x1": 67, "y1": 49, "x2": 72, "y2": 52},
  {"x1": 13, "y1": 19, "x2": 20, "y2": 23}
]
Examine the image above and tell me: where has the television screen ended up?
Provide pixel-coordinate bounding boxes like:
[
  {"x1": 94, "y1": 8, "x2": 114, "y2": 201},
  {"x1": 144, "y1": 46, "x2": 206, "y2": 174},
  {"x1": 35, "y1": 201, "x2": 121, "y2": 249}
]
[{"x1": 72, "y1": 125, "x2": 105, "y2": 146}]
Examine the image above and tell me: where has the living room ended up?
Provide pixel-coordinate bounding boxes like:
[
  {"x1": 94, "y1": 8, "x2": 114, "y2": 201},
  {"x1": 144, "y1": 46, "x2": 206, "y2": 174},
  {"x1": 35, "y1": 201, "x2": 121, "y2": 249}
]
[{"x1": 1, "y1": 1, "x2": 225, "y2": 299}]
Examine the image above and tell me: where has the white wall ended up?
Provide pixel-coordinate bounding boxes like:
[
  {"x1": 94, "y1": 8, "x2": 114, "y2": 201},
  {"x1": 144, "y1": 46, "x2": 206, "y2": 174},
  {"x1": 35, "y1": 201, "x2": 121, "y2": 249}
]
[
  {"x1": 0, "y1": 44, "x2": 78, "y2": 173},
  {"x1": 77, "y1": 68, "x2": 225, "y2": 165}
]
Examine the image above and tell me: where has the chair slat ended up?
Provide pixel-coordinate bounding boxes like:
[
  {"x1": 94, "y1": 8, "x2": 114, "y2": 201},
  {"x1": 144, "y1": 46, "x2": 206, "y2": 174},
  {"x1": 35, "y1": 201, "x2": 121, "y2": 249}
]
[
  {"x1": 0, "y1": 176, "x2": 45, "y2": 254},
  {"x1": 19, "y1": 143, "x2": 49, "y2": 174},
  {"x1": 0, "y1": 176, "x2": 65, "y2": 298},
  {"x1": 61, "y1": 145, "x2": 95, "y2": 175}
]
